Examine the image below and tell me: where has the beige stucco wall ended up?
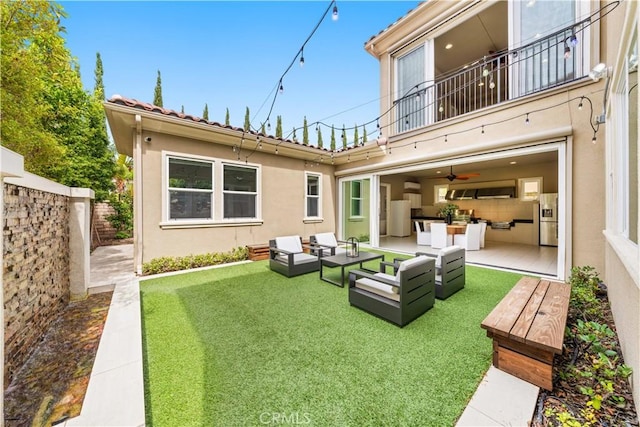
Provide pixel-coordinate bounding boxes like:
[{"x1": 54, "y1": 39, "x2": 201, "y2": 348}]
[{"x1": 138, "y1": 132, "x2": 336, "y2": 262}]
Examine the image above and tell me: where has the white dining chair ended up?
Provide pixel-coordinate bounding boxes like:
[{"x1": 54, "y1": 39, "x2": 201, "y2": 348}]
[
  {"x1": 430, "y1": 223, "x2": 453, "y2": 249},
  {"x1": 453, "y1": 223, "x2": 482, "y2": 251},
  {"x1": 415, "y1": 221, "x2": 431, "y2": 246},
  {"x1": 479, "y1": 222, "x2": 487, "y2": 248}
]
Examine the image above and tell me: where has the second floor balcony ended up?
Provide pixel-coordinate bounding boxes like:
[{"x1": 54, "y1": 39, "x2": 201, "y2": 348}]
[{"x1": 392, "y1": 1, "x2": 592, "y2": 134}]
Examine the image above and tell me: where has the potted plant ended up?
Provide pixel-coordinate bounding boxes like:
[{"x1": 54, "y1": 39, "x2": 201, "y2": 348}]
[{"x1": 438, "y1": 203, "x2": 459, "y2": 225}]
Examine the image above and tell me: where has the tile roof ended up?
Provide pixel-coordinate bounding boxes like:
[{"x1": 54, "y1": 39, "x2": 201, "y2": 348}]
[{"x1": 106, "y1": 95, "x2": 341, "y2": 153}]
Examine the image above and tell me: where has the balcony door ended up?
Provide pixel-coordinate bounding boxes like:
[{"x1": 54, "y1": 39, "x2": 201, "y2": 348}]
[
  {"x1": 395, "y1": 40, "x2": 434, "y2": 133},
  {"x1": 509, "y1": 0, "x2": 589, "y2": 97}
]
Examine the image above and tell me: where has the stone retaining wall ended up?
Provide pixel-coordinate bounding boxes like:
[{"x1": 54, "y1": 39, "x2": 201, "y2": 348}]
[{"x1": 2, "y1": 184, "x2": 71, "y2": 386}]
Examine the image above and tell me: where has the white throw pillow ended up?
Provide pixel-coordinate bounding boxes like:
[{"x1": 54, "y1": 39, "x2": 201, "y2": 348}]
[{"x1": 275, "y1": 236, "x2": 303, "y2": 254}]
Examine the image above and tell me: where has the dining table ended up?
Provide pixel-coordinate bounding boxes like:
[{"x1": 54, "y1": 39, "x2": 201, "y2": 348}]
[{"x1": 446, "y1": 224, "x2": 467, "y2": 235}]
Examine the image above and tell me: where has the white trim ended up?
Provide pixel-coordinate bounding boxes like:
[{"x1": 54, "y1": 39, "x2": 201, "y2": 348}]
[
  {"x1": 159, "y1": 220, "x2": 263, "y2": 229},
  {"x1": 304, "y1": 171, "x2": 322, "y2": 220}
]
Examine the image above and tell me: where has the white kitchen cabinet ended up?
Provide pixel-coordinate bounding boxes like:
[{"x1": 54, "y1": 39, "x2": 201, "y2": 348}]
[{"x1": 403, "y1": 193, "x2": 422, "y2": 209}]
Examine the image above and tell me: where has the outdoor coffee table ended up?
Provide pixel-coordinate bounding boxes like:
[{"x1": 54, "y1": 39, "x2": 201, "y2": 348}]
[{"x1": 319, "y1": 251, "x2": 384, "y2": 287}]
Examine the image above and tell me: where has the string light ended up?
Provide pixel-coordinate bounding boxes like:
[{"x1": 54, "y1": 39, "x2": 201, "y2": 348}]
[
  {"x1": 299, "y1": 48, "x2": 305, "y2": 67},
  {"x1": 569, "y1": 31, "x2": 578, "y2": 46},
  {"x1": 489, "y1": 76, "x2": 495, "y2": 89},
  {"x1": 438, "y1": 103, "x2": 444, "y2": 113},
  {"x1": 332, "y1": 3, "x2": 338, "y2": 21},
  {"x1": 444, "y1": 134, "x2": 448, "y2": 143},
  {"x1": 564, "y1": 43, "x2": 571, "y2": 59},
  {"x1": 275, "y1": 147, "x2": 279, "y2": 154},
  {"x1": 525, "y1": 113, "x2": 530, "y2": 125},
  {"x1": 592, "y1": 132, "x2": 597, "y2": 144},
  {"x1": 481, "y1": 125, "x2": 485, "y2": 134},
  {"x1": 414, "y1": 141, "x2": 417, "y2": 149},
  {"x1": 366, "y1": 152, "x2": 369, "y2": 160},
  {"x1": 279, "y1": 81, "x2": 284, "y2": 94},
  {"x1": 578, "y1": 97, "x2": 584, "y2": 110},
  {"x1": 267, "y1": 120, "x2": 271, "y2": 131}
]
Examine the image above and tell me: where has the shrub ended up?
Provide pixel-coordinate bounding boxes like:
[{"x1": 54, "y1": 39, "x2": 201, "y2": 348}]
[
  {"x1": 569, "y1": 266, "x2": 603, "y2": 321},
  {"x1": 106, "y1": 193, "x2": 133, "y2": 239},
  {"x1": 142, "y1": 246, "x2": 249, "y2": 275}
]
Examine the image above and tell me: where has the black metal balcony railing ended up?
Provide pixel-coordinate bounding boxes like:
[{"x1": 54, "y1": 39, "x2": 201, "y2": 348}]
[{"x1": 395, "y1": 22, "x2": 588, "y2": 133}]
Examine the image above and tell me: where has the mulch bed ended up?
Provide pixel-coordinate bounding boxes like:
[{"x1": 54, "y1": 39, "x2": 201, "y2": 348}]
[
  {"x1": 532, "y1": 289, "x2": 639, "y2": 426},
  {"x1": 4, "y1": 292, "x2": 112, "y2": 427}
]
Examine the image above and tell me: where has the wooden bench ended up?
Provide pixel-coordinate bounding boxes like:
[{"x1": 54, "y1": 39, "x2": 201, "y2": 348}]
[{"x1": 481, "y1": 276, "x2": 571, "y2": 390}]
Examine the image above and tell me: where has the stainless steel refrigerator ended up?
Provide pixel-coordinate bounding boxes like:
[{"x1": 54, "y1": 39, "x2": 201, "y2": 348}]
[{"x1": 539, "y1": 193, "x2": 558, "y2": 246}]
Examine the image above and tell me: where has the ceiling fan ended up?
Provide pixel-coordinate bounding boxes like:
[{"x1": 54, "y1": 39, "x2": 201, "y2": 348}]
[{"x1": 430, "y1": 165, "x2": 480, "y2": 181}]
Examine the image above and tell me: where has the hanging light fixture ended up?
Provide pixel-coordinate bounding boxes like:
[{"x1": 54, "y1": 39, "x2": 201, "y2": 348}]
[
  {"x1": 569, "y1": 31, "x2": 578, "y2": 46},
  {"x1": 267, "y1": 120, "x2": 271, "y2": 131},
  {"x1": 489, "y1": 75, "x2": 495, "y2": 89},
  {"x1": 279, "y1": 81, "x2": 284, "y2": 93},
  {"x1": 438, "y1": 103, "x2": 444, "y2": 113},
  {"x1": 299, "y1": 49, "x2": 305, "y2": 67},
  {"x1": 332, "y1": 4, "x2": 338, "y2": 21},
  {"x1": 525, "y1": 113, "x2": 530, "y2": 125},
  {"x1": 578, "y1": 97, "x2": 584, "y2": 110},
  {"x1": 564, "y1": 43, "x2": 571, "y2": 59}
]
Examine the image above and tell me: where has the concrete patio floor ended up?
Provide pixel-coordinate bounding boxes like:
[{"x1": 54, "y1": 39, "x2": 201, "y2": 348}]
[{"x1": 70, "y1": 243, "x2": 539, "y2": 426}]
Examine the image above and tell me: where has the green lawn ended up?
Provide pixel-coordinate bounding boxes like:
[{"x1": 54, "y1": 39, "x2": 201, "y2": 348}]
[{"x1": 140, "y1": 253, "x2": 524, "y2": 426}]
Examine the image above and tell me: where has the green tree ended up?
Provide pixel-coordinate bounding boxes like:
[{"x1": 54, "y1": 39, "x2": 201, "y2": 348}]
[
  {"x1": 303, "y1": 116, "x2": 309, "y2": 145},
  {"x1": 353, "y1": 125, "x2": 359, "y2": 147},
  {"x1": 362, "y1": 125, "x2": 368, "y2": 143},
  {"x1": 261, "y1": 122, "x2": 266, "y2": 134},
  {"x1": 292, "y1": 127, "x2": 297, "y2": 142},
  {"x1": 94, "y1": 52, "x2": 104, "y2": 100},
  {"x1": 341, "y1": 125, "x2": 347, "y2": 149},
  {"x1": 225, "y1": 108, "x2": 230, "y2": 125},
  {"x1": 276, "y1": 115, "x2": 283, "y2": 138},
  {"x1": 330, "y1": 125, "x2": 336, "y2": 151},
  {"x1": 153, "y1": 70, "x2": 163, "y2": 106},
  {"x1": 1, "y1": 0, "x2": 68, "y2": 175},
  {"x1": 317, "y1": 128, "x2": 324, "y2": 148},
  {"x1": 181, "y1": 105, "x2": 184, "y2": 114},
  {"x1": 203, "y1": 103, "x2": 209, "y2": 120},
  {"x1": 244, "y1": 106, "x2": 250, "y2": 131}
]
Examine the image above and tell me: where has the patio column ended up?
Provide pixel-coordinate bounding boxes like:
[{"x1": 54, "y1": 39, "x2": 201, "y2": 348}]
[{"x1": 69, "y1": 187, "x2": 95, "y2": 298}]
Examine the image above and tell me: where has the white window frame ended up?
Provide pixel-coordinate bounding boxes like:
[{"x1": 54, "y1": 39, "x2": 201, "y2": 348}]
[
  {"x1": 304, "y1": 172, "x2": 322, "y2": 220},
  {"x1": 221, "y1": 162, "x2": 260, "y2": 221},
  {"x1": 350, "y1": 180, "x2": 363, "y2": 218},
  {"x1": 165, "y1": 154, "x2": 214, "y2": 221},
  {"x1": 518, "y1": 177, "x2": 543, "y2": 201},
  {"x1": 160, "y1": 151, "x2": 263, "y2": 228},
  {"x1": 434, "y1": 184, "x2": 449, "y2": 204},
  {"x1": 603, "y1": 12, "x2": 638, "y2": 280}
]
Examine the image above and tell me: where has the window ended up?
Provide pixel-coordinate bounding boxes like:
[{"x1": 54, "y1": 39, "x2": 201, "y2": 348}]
[
  {"x1": 396, "y1": 45, "x2": 425, "y2": 132},
  {"x1": 351, "y1": 180, "x2": 362, "y2": 217},
  {"x1": 305, "y1": 173, "x2": 321, "y2": 218},
  {"x1": 168, "y1": 157, "x2": 213, "y2": 220},
  {"x1": 223, "y1": 164, "x2": 258, "y2": 219},
  {"x1": 627, "y1": 32, "x2": 638, "y2": 244},
  {"x1": 518, "y1": 177, "x2": 543, "y2": 202},
  {"x1": 434, "y1": 184, "x2": 449, "y2": 204}
]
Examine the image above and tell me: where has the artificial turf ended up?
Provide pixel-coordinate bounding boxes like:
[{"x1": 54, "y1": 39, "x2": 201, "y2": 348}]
[{"x1": 140, "y1": 253, "x2": 524, "y2": 426}]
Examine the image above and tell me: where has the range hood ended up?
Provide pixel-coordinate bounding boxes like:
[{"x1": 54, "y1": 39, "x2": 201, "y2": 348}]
[
  {"x1": 445, "y1": 189, "x2": 476, "y2": 200},
  {"x1": 475, "y1": 187, "x2": 516, "y2": 199}
]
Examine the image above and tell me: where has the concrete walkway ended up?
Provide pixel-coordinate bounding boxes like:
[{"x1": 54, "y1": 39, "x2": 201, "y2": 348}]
[
  {"x1": 62, "y1": 244, "x2": 145, "y2": 427},
  {"x1": 70, "y1": 243, "x2": 539, "y2": 426}
]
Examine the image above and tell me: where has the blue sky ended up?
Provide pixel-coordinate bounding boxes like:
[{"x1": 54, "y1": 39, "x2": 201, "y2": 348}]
[{"x1": 60, "y1": 1, "x2": 420, "y2": 142}]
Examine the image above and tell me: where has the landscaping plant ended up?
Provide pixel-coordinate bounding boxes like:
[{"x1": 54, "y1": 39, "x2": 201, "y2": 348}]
[
  {"x1": 532, "y1": 266, "x2": 637, "y2": 426},
  {"x1": 141, "y1": 246, "x2": 248, "y2": 275}
]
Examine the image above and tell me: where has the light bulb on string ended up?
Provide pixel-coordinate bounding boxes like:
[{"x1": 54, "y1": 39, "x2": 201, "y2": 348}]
[
  {"x1": 332, "y1": 4, "x2": 338, "y2": 21},
  {"x1": 444, "y1": 135, "x2": 448, "y2": 143},
  {"x1": 275, "y1": 147, "x2": 279, "y2": 155},
  {"x1": 481, "y1": 125, "x2": 485, "y2": 134},
  {"x1": 414, "y1": 141, "x2": 417, "y2": 149},
  {"x1": 592, "y1": 132, "x2": 597, "y2": 144},
  {"x1": 489, "y1": 76, "x2": 495, "y2": 89},
  {"x1": 366, "y1": 152, "x2": 369, "y2": 160},
  {"x1": 578, "y1": 97, "x2": 583, "y2": 110},
  {"x1": 299, "y1": 49, "x2": 305, "y2": 67},
  {"x1": 525, "y1": 113, "x2": 530, "y2": 125},
  {"x1": 376, "y1": 119, "x2": 380, "y2": 129},
  {"x1": 564, "y1": 44, "x2": 571, "y2": 59},
  {"x1": 267, "y1": 120, "x2": 271, "y2": 131},
  {"x1": 569, "y1": 32, "x2": 578, "y2": 46},
  {"x1": 279, "y1": 82, "x2": 284, "y2": 94},
  {"x1": 438, "y1": 103, "x2": 444, "y2": 113}
]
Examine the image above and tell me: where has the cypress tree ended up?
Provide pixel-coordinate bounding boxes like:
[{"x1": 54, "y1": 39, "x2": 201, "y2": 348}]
[
  {"x1": 303, "y1": 116, "x2": 309, "y2": 145},
  {"x1": 94, "y1": 52, "x2": 104, "y2": 100},
  {"x1": 330, "y1": 125, "x2": 336, "y2": 151},
  {"x1": 261, "y1": 122, "x2": 266, "y2": 134},
  {"x1": 362, "y1": 125, "x2": 368, "y2": 143},
  {"x1": 276, "y1": 115, "x2": 283, "y2": 138},
  {"x1": 225, "y1": 108, "x2": 230, "y2": 125},
  {"x1": 153, "y1": 70, "x2": 163, "y2": 107},
  {"x1": 244, "y1": 107, "x2": 250, "y2": 131},
  {"x1": 181, "y1": 105, "x2": 185, "y2": 114},
  {"x1": 203, "y1": 103, "x2": 209, "y2": 120},
  {"x1": 353, "y1": 125, "x2": 359, "y2": 147},
  {"x1": 341, "y1": 124, "x2": 347, "y2": 149},
  {"x1": 317, "y1": 128, "x2": 323, "y2": 148},
  {"x1": 292, "y1": 127, "x2": 297, "y2": 142}
]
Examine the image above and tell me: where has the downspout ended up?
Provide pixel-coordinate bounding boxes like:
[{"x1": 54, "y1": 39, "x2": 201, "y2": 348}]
[{"x1": 134, "y1": 115, "x2": 143, "y2": 275}]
